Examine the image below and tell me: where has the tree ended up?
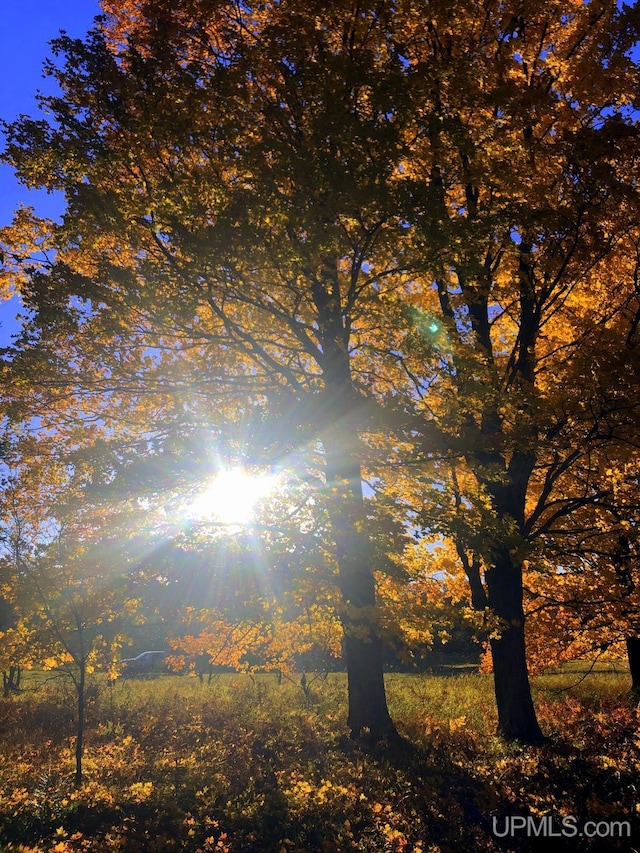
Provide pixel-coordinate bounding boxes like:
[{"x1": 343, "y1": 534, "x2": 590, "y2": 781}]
[
  {"x1": 2, "y1": 0, "x2": 640, "y2": 747},
  {"x1": 0, "y1": 598, "x2": 25, "y2": 698},
  {"x1": 365, "y1": 0, "x2": 640, "y2": 741},
  {"x1": 0, "y1": 447, "x2": 137, "y2": 785},
  {"x1": 0, "y1": 0, "x2": 426, "y2": 742},
  {"x1": 522, "y1": 464, "x2": 640, "y2": 688}
]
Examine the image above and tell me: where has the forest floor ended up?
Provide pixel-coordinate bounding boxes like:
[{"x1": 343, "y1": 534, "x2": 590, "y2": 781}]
[{"x1": 0, "y1": 668, "x2": 638, "y2": 852}]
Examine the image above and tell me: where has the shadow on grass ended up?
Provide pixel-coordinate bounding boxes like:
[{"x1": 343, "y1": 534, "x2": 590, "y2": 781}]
[{"x1": 1, "y1": 674, "x2": 638, "y2": 852}]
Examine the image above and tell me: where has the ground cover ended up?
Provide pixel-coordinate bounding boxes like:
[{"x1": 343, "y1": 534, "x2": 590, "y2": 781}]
[{"x1": 0, "y1": 669, "x2": 637, "y2": 852}]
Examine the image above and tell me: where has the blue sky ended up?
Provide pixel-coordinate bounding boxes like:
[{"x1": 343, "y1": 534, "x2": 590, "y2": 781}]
[
  {"x1": 0, "y1": 0, "x2": 99, "y2": 340},
  {"x1": 0, "y1": 0, "x2": 100, "y2": 224}
]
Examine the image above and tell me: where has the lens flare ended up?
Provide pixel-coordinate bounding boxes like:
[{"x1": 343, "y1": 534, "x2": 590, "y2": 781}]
[{"x1": 189, "y1": 467, "x2": 277, "y2": 526}]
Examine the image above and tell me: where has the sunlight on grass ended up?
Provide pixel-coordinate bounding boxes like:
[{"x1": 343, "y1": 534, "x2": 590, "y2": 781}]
[{"x1": 0, "y1": 671, "x2": 637, "y2": 852}]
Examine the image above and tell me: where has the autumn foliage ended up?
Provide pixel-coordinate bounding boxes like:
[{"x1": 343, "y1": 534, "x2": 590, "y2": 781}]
[
  {"x1": 0, "y1": 0, "x2": 639, "y2": 804},
  {"x1": 0, "y1": 671, "x2": 638, "y2": 852}
]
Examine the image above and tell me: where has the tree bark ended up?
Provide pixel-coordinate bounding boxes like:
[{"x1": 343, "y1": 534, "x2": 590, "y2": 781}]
[
  {"x1": 627, "y1": 636, "x2": 640, "y2": 693},
  {"x1": 485, "y1": 548, "x2": 544, "y2": 744},
  {"x1": 75, "y1": 663, "x2": 86, "y2": 787},
  {"x1": 311, "y1": 258, "x2": 397, "y2": 743},
  {"x1": 323, "y1": 434, "x2": 397, "y2": 741},
  {"x1": 2, "y1": 666, "x2": 21, "y2": 698}
]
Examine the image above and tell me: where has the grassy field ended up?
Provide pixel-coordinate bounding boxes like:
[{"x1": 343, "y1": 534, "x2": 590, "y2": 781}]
[{"x1": 0, "y1": 668, "x2": 638, "y2": 852}]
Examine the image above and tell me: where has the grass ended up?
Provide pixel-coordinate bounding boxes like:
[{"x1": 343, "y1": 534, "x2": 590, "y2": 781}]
[{"x1": 0, "y1": 669, "x2": 638, "y2": 852}]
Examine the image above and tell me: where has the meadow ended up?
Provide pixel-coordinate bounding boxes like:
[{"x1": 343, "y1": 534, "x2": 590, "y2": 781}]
[{"x1": 0, "y1": 667, "x2": 638, "y2": 852}]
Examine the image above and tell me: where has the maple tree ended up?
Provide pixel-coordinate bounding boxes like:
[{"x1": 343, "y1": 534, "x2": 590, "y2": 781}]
[
  {"x1": 393, "y1": 273, "x2": 640, "y2": 737},
  {"x1": 0, "y1": 429, "x2": 150, "y2": 784},
  {"x1": 111, "y1": 509, "x2": 348, "y2": 679},
  {"x1": 379, "y1": 0, "x2": 640, "y2": 740},
  {"x1": 0, "y1": 0, "x2": 420, "y2": 742},
  {"x1": 1, "y1": 0, "x2": 640, "y2": 748},
  {"x1": 521, "y1": 461, "x2": 640, "y2": 687},
  {"x1": 360, "y1": 0, "x2": 640, "y2": 741}
]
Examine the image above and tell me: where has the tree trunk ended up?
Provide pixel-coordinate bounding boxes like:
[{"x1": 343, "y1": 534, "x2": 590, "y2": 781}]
[
  {"x1": 485, "y1": 549, "x2": 544, "y2": 744},
  {"x1": 2, "y1": 665, "x2": 21, "y2": 698},
  {"x1": 627, "y1": 636, "x2": 640, "y2": 693},
  {"x1": 75, "y1": 663, "x2": 86, "y2": 787},
  {"x1": 323, "y1": 422, "x2": 397, "y2": 742},
  {"x1": 311, "y1": 261, "x2": 397, "y2": 743}
]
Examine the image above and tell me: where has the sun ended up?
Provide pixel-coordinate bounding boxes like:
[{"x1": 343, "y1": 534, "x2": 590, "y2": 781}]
[{"x1": 189, "y1": 467, "x2": 277, "y2": 527}]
